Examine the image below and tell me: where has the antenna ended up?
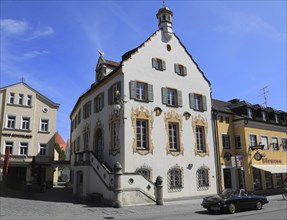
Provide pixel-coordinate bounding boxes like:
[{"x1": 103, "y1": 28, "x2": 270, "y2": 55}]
[{"x1": 258, "y1": 86, "x2": 269, "y2": 107}]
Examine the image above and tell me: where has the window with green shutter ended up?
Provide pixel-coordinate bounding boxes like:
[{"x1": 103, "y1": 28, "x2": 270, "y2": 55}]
[
  {"x1": 189, "y1": 93, "x2": 207, "y2": 111},
  {"x1": 174, "y1": 64, "x2": 187, "y2": 76},
  {"x1": 130, "y1": 81, "x2": 153, "y2": 102},
  {"x1": 162, "y1": 87, "x2": 182, "y2": 107},
  {"x1": 152, "y1": 58, "x2": 166, "y2": 71}
]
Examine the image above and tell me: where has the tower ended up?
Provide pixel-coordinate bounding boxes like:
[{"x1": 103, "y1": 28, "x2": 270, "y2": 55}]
[{"x1": 156, "y1": 4, "x2": 173, "y2": 41}]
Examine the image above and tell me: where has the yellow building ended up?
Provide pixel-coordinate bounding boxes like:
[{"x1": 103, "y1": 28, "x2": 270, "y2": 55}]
[{"x1": 213, "y1": 98, "x2": 287, "y2": 195}]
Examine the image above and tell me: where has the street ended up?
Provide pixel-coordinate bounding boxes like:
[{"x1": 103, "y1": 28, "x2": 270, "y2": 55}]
[{"x1": 1, "y1": 186, "x2": 286, "y2": 220}]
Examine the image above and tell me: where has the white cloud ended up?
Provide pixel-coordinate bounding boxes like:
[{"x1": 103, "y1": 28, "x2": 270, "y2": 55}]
[
  {"x1": 22, "y1": 50, "x2": 49, "y2": 59},
  {"x1": 0, "y1": 19, "x2": 30, "y2": 35},
  {"x1": 214, "y1": 12, "x2": 286, "y2": 41},
  {"x1": 0, "y1": 18, "x2": 54, "y2": 39}
]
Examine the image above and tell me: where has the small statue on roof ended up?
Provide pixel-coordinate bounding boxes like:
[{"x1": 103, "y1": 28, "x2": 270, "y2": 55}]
[{"x1": 98, "y1": 50, "x2": 104, "y2": 57}]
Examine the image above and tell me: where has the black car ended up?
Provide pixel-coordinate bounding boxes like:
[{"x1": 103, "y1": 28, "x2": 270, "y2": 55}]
[{"x1": 201, "y1": 189, "x2": 269, "y2": 214}]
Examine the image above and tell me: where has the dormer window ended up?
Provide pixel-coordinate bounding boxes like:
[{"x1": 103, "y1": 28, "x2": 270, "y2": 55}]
[
  {"x1": 247, "y1": 108, "x2": 253, "y2": 118},
  {"x1": 262, "y1": 111, "x2": 267, "y2": 121},
  {"x1": 275, "y1": 114, "x2": 279, "y2": 123}
]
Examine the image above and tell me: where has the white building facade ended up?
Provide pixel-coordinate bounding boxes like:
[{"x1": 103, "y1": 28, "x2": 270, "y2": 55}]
[
  {"x1": 70, "y1": 6, "x2": 218, "y2": 206},
  {"x1": 0, "y1": 82, "x2": 60, "y2": 189}
]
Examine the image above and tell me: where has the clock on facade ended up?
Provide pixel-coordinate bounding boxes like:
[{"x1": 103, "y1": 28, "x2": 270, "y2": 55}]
[{"x1": 254, "y1": 152, "x2": 263, "y2": 161}]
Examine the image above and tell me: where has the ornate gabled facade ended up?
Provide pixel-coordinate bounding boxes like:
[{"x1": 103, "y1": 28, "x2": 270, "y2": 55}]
[
  {"x1": 213, "y1": 98, "x2": 287, "y2": 194},
  {"x1": 0, "y1": 82, "x2": 60, "y2": 189},
  {"x1": 70, "y1": 5, "x2": 217, "y2": 207}
]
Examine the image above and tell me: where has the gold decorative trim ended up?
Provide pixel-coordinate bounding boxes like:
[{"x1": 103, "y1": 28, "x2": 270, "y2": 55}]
[
  {"x1": 131, "y1": 106, "x2": 154, "y2": 155},
  {"x1": 164, "y1": 110, "x2": 184, "y2": 156},
  {"x1": 109, "y1": 111, "x2": 120, "y2": 155},
  {"x1": 93, "y1": 119, "x2": 104, "y2": 159},
  {"x1": 192, "y1": 115, "x2": 209, "y2": 157}
]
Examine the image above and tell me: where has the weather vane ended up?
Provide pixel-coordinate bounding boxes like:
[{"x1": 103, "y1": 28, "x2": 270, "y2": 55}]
[{"x1": 163, "y1": 0, "x2": 165, "y2": 7}]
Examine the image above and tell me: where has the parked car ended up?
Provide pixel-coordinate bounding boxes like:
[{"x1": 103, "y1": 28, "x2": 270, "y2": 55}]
[{"x1": 201, "y1": 189, "x2": 269, "y2": 214}]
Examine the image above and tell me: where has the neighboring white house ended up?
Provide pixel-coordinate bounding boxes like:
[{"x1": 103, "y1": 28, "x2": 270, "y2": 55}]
[
  {"x1": 70, "y1": 5, "x2": 218, "y2": 206},
  {"x1": 0, "y1": 82, "x2": 60, "y2": 189}
]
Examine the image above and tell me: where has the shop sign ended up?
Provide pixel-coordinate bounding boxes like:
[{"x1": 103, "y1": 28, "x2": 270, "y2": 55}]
[{"x1": 262, "y1": 157, "x2": 282, "y2": 164}]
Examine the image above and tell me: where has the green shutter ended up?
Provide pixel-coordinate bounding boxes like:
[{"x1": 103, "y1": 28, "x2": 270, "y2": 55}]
[
  {"x1": 148, "y1": 84, "x2": 154, "y2": 102},
  {"x1": 130, "y1": 81, "x2": 136, "y2": 99},
  {"x1": 174, "y1": 64, "x2": 179, "y2": 74},
  {"x1": 162, "y1": 87, "x2": 168, "y2": 105},
  {"x1": 162, "y1": 60, "x2": 166, "y2": 70},
  {"x1": 101, "y1": 92, "x2": 105, "y2": 109},
  {"x1": 183, "y1": 66, "x2": 187, "y2": 76},
  {"x1": 202, "y1": 95, "x2": 207, "y2": 111},
  {"x1": 177, "y1": 90, "x2": 182, "y2": 107},
  {"x1": 189, "y1": 93, "x2": 194, "y2": 109},
  {"x1": 152, "y1": 58, "x2": 158, "y2": 69}
]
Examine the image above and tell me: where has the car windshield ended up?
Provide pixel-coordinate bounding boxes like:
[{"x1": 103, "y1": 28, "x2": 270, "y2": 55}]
[{"x1": 219, "y1": 189, "x2": 239, "y2": 198}]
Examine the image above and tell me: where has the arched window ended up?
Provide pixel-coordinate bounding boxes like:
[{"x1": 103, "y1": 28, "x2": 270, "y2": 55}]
[
  {"x1": 197, "y1": 167, "x2": 209, "y2": 190},
  {"x1": 168, "y1": 166, "x2": 183, "y2": 192}
]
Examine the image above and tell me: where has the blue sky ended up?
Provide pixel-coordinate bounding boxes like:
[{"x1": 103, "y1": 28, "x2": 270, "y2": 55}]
[{"x1": 1, "y1": 0, "x2": 286, "y2": 141}]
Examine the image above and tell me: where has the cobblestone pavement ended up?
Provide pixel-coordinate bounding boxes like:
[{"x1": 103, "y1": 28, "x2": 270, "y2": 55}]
[{"x1": 1, "y1": 185, "x2": 286, "y2": 220}]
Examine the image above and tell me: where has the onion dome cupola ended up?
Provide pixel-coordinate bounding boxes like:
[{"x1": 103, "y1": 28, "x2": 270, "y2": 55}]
[{"x1": 156, "y1": 3, "x2": 173, "y2": 41}]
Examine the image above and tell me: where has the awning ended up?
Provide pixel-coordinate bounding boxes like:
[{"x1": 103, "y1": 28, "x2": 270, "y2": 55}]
[{"x1": 252, "y1": 164, "x2": 287, "y2": 174}]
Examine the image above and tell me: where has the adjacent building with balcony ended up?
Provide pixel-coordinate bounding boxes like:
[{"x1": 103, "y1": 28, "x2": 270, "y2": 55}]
[
  {"x1": 0, "y1": 82, "x2": 60, "y2": 189},
  {"x1": 70, "y1": 5, "x2": 218, "y2": 206},
  {"x1": 213, "y1": 98, "x2": 287, "y2": 195}
]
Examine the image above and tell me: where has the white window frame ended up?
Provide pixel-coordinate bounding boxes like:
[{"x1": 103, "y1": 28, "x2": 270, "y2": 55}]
[
  {"x1": 196, "y1": 126, "x2": 205, "y2": 152},
  {"x1": 39, "y1": 143, "x2": 47, "y2": 156},
  {"x1": 167, "y1": 89, "x2": 177, "y2": 106},
  {"x1": 4, "y1": 141, "x2": 13, "y2": 155},
  {"x1": 40, "y1": 119, "x2": 49, "y2": 132},
  {"x1": 262, "y1": 111, "x2": 267, "y2": 121},
  {"x1": 249, "y1": 134, "x2": 257, "y2": 147},
  {"x1": 222, "y1": 134, "x2": 231, "y2": 149},
  {"x1": 21, "y1": 116, "x2": 31, "y2": 130},
  {"x1": 6, "y1": 115, "x2": 16, "y2": 129},
  {"x1": 261, "y1": 135, "x2": 269, "y2": 150},
  {"x1": 168, "y1": 123, "x2": 179, "y2": 151},
  {"x1": 19, "y1": 142, "x2": 28, "y2": 155},
  {"x1": 27, "y1": 95, "x2": 32, "y2": 106},
  {"x1": 194, "y1": 94, "x2": 202, "y2": 110},
  {"x1": 275, "y1": 114, "x2": 279, "y2": 123},
  {"x1": 18, "y1": 94, "x2": 24, "y2": 105},
  {"x1": 271, "y1": 137, "x2": 279, "y2": 150},
  {"x1": 9, "y1": 93, "x2": 15, "y2": 104},
  {"x1": 247, "y1": 108, "x2": 253, "y2": 118},
  {"x1": 136, "y1": 119, "x2": 148, "y2": 149},
  {"x1": 136, "y1": 82, "x2": 147, "y2": 101}
]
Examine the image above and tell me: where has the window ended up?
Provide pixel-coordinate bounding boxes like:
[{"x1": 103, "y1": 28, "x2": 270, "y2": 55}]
[
  {"x1": 225, "y1": 117, "x2": 230, "y2": 123},
  {"x1": 21, "y1": 117, "x2": 30, "y2": 130},
  {"x1": 83, "y1": 101, "x2": 91, "y2": 119},
  {"x1": 249, "y1": 134, "x2": 257, "y2": 147},
  {"x1": 197, "y1": 168, "x2": 209, "y2": 188},
  {"x1": 222, "y1": 134, "x2": 231, "y2": 149},
  {"x1": 39, "y1": 144, "x2": 47, "y2": 156},
  {"x1": 152, "y1": 58, "x2": 166, "y2": 71},
  {"x1": 218, "y1": 115, "x2": 223, "y2": 122},
  {"x1": 261, "y1": 136, "x2": 269, "y2": 150},
  {"x1": 130, "y1": 81, "x2": 153, "y2": 102},
  {"x1": 77, "y1": 109, "x2": 81, "y2": 124},
  {"x1": 174, "y1": 64, "x2": 187, "y2": 76},
  {"x1": 4, "y1": 141, "x2": 13, "y2": 155},
  {"x1": 18, "y1": 94, "x2": 23, "y2": 105},
  {"x1": 276, "y1": 173, "x2": 284, "y2": 188},
  {"x1": 189, "y1": 93, "x2": 207, "y2": 111},
  {"x1": 94, "y1": 93, "x2": 104, "y2": 113},
  {"x1": 265, "y1": 171, "x2": 273, "y2": 189},
  {"x1": 9, "y1": 93, "x2": 15, "y2": 104},
  {"x1": 108, "y1": 82, "x2": 121, "y2": 105},
  {"x1": 168, "y1": 123, "x2": 179, "y2": 151},
  {"x1": 20, "y1": 142, "x2": 28, "y2": 155},
  {"x1": 83, "y1": 130, "x2": 89, "y2": 151},
  {"x1": 111, "y1": 121, "x2": 118, "y2": 150},
  {"x1": 196, "y1": 126, "x2": 205, "y2": 152},
  {"x1": 247, "y1": 108, "x2": 253, "y2": 118},
  {"x1": 136, "y1": 120, "x2": 148, "y2": 149},
  {"x1": 282, "y1": 138, "x2": 287, "y2": 151},
  {"x1": 40, "y1": 119, "x2": 49, "y2": 132},
  {"x1": 275, "y1": 114, "x2": 279, "y2": 123},
  {"x1": 235, "y1": 135, "x2": 241, "y2": 149},
  {"x1": 262, "y1": 111, "x2": 267, "y2": 121},
  {"x1": 27, "y1": 95, "x2": 32, "y2": 106},
  {"x1": 168, "y1": 168, "x2": 182, "y2": 190},
  {"x1": 253, "y1": 168, "x2": 262, "y2": 190},
  {"x1": 162, "y1": 88, "x2": 182, "y2": 107},
  {"x1": 7, "y1": 115, "x2": 16, "y2": 129},
  {"x1": 137, "y1": 168, "x2": 151, "y2": 181},
  {"x1": 271, "y1": 137, "x2": 279, "y2": 150},
  {"x1": 76, "y1": 136, "x2": 80, "y2": 152}
]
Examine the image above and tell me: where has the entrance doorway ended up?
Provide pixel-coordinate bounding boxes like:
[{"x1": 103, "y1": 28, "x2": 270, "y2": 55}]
[{"x1": 223, "y1": 168, "x2": 232, "y2": 189}]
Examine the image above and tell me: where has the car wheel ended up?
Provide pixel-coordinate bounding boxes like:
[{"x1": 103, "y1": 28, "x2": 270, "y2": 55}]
[
  {"x1": 228, "y1": 203, "x2": 236, "y2": 214},
  {"x1": 255, "y1": 201, "x2": 262, "y2": 210}
]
